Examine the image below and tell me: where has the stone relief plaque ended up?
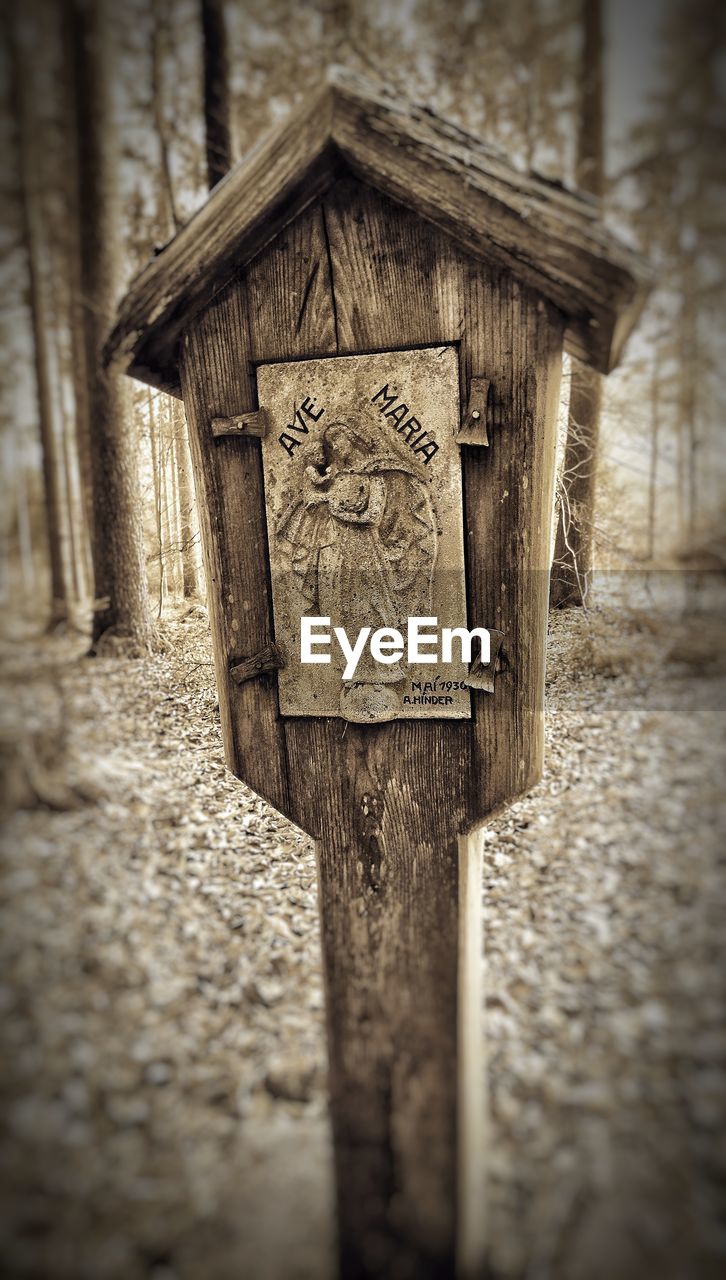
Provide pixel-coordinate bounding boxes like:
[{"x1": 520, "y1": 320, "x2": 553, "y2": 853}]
[{"x1": 257, "y1": 346, "x2": 471, "y2": 721}]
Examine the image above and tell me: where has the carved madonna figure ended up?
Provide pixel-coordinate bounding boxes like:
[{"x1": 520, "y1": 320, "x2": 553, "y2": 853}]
[{"x1": 276, "y1": 421, "x2": 437, "y2": 721}]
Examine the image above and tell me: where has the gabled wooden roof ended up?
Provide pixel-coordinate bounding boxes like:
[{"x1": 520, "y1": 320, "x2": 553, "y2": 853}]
[{"x1": 106, "y1": 65, "x2": 650, "y2": 395}]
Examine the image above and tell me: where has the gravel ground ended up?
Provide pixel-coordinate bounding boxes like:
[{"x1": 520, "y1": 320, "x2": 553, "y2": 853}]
[{"x1": 0, "y1": 599, "x2": 725, "y2": 1280}]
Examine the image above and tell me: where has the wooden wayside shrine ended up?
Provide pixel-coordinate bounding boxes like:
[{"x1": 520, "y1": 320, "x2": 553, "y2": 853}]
[{"x1": 107, "y1": 67, "x2": 649, "y2": 1280}]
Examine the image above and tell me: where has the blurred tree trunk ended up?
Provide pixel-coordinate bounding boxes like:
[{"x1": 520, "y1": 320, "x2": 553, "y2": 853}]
[
  {"x1": 173, "y1": 402, "x2": 200, "y2": 598},
  {"x1": 647, "y1": 347, "x2": 661, "y2": 561},
  {"x1": 48, "y1": 243, "x2": 91, "y2": 612},
  {"x1": 322, "y1": 0, "x2": 351, "y2": 51},
  {"x1": 167, "y1": 400, "x2": 185, "y2": 595},
  {"x1": 168, "y1": 413, "x2": 181, "y2": 596},
  {"x1": 158, "y1": 407, "x2": 172, "y2": 602},
  {"x1": 148, "y1": 389, "x2": 165, "y2": 618},
  {"x1": 151, "y1": 0, "x2": 181, "y2": 233},
  {"x1": 200, "y1": 0, "x2": 232, "y2": 189},
  {"x1": 678, "y1": 259, "x2": 699, "y2": 545},
  {"x1": 151, "y1": 2, "x2": 201, "y2": 602},
  {"x1": 10, "y1": 4, "x2": 90, "y2": 628},
  {"x1": 15, "y1": 462, "x2": 35, "y2": 594},
  {"x1": 72, "y1": 0, "x2": 153, "y2": 649},
  {"x1": 622, "y1": 0, "x2": 724, "y2": 561},
  {"x1": 159, "y1": 400, "x2": 180, "y2": 599},
  {"x1": 60, "y1": 1, "x2": 94, "y2": 550},
  {"x1": 549, "y1": 0, "x2": 604, "y2": 608}
]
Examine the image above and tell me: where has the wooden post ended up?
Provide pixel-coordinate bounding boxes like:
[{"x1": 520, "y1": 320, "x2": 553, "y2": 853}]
[
  {"x1": 457, "y1": 830, "x2": 487, "y2": 1277},
  {"x1": 106, "y1": 66, "x2": 648, "y2": 1280},
  {"x1": 177, "y1": 184, "x2": 566, "y2": 1277},
  {"x1": 316, "y1": 817, "x2": 485, "y2": 1279}
]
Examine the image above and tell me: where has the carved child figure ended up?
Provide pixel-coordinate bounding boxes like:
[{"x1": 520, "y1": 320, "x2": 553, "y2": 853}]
[{"x1": 277, "y1": 422, "x2": 437, "y2": 722}]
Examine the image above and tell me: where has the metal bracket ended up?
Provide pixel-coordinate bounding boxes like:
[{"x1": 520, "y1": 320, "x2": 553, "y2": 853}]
[
  {"x1": 212, "y1": 410, "x2": 268, "y2": 439},
  {"x1": 456, "y1": 376, "x2": 491, "y2": 447},
  {"x1": 230, "y1": 642, "x2": 285, "y2": 685},
  {"x1": 466, "y1": 629, "x2": 506, "y2": 693}
]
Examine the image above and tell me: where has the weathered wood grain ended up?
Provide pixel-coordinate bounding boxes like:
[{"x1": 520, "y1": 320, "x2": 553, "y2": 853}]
[
  {"x1": 232, "y1": 183, "x2": 565, "y2": 1276},
  {"x1": 169, "y1": 177, "x2": 570, "y2": 1277},
  {"x1": 330, "y1": 68, "x2": 645, "y2": 374},
  {"x1": 105, "y1": 39, "x2": 648, "y2": 1262},
  {"x1": 457, "y1": 828, "x2": 487, "y2": 1278},
  {"x1": 106, "y1": 82, "x2": 339, "y2": 395},
  {"x1": 239, "y1": 192, "x2": 479, "y2": 1277},
  {"x1": 105, "y1": 67, "x2": 649, "y2": 393},
  {"x1": 243, "y1": 208, "x2": 338, "y2": 364},
  {"x1": 179, "y1": 284, "x2": 290, "y2": 817},
  {"x1": 458, "y1": 269, "x2": 564, "y2": 814},
  {"x1": 176, "y1": 180, "x2": 566, "y2": 1276},
  {"x1": 315, "y1": 181, "x2": 564, "y2": 822}
]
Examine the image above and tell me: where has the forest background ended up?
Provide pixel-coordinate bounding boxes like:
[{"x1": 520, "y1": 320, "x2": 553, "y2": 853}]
[
  {"x1": 0, "y1": 2, "x2": 725, "y2": 1279},
  {"x1": 1, "y1": 0, "x2": 725, "y2": 634}
]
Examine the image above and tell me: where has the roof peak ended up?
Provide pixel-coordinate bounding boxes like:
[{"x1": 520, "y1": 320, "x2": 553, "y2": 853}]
[{"x1": 107, "y1": 64, "x2": 650, "y2": 394}]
